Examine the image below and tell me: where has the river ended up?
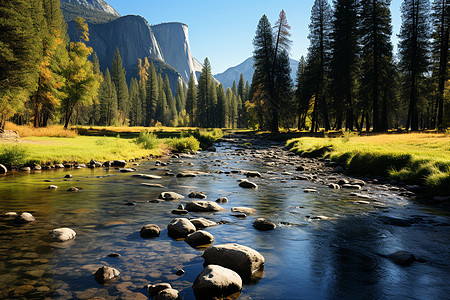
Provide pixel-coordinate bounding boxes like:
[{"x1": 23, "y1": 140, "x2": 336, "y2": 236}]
[{"x1": 0, "y1": 136, "x2": 449, "y2": 299}]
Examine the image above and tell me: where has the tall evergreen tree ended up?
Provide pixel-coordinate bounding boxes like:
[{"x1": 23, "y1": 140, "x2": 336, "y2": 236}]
[
  {"x1": 163, "y1": 75, "x2": 177, "y2": 126},
  {"x1": 360, "y1": 0, "x2": 395, "y2": 131},
  {"x1": 295, "y1": 56, "x2": 310, "y2": 130},
  {"x1": 330, "y1": 0, "x2": 360, "y2": 130},
  {"x1": 216, "y1": 83, "x2": 227, "y2": 128},
  {"x1": 431, "y1": 0, "x2": 449, "y2": 128},
  {"x1": 129, "y1": 78, "x2": 142, "y2": 126},
  {"x1": 306, "y1": 0, "x2": 333, "y2": 132},
  {"x1": 98, "y1": 68, "x2": 117, "y2": 126},
  {"x1": 399, "y1": 0, "x2": 431, "y2": 131},
  {"x1": 197, "y1": 58, "x2": 215, "y2": 127},
  {"x1": 186, "y1": 72, "x2": 197, "y2": 126},
  {"x1": 111, "y1": 47, "x2": 129, "y2": 124},
  {"x1": 145, "y1": 62, "x2": 158, "y2": 126},
  {"x1": 175, "y1": 81, "x2": 185, "y2": 113}
]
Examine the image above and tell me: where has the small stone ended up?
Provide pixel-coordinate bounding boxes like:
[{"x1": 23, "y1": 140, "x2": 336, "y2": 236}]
[
  {"x1": 48, "y1": 185, "x2": 58, "y2": 189},
  {"x1": 193, "y1": 265, "x2": 242, "y2": 299},
  {"x1": 171, "y1": 209, "x2": 188, "y2": 215},
  {"x1": 239, "y1": 180, "x2": 258, "y2": 189},
  {"x1": 253, "y1": 218, "x2": 276, "y2": 231},
  {"x1": 15, "y1": 212, "x2": 35, "y2": 223},
  {"x1": 64, "y1": 174, "x2": 72, "y2": 178},
  {"x1": 177, "y1": 204, "x2": 185, "y2": 210},
  {"x1": 341, "y1": 184, "x2": 362, "y2": 190},
  {"x1": 119, "y1": 168, "x2": 136, "y2": 173},
  {"x1": 245, "y1": 171, "x2": 262, "y2": 177},
  {"x1": 231, "y1": 207, "x2": 255, "y2": 215},
  {"x1": 216, "y1": 197, "x2": 228, "y2": 203},
  {"x1": 148, "y1": 283, "x2": 172, "y2": 297},
  {"x1": 231, "y1": 213, "x2": 247, "y2": 218},
  {"x1": 154, "y1": 288, "x2": 180, "y2": 300},
  {"x1": 158, "y1": 192, "x2": 184, "y2": 200},
  {"x1": 388, "y1": 251, "x2": 416, "y2": 266},
  {"x1": 167, "y1": 218, "x2": 196, "y2": 238},
  {"x1": 125, "y1": 202, "x2": 136, "y2": 206},
  {"x1": 185, "y1": 201, "x2": 225, "y2": 212},
  {"x1": 140, "y1": 224, "x2": 160, "y2": 238},
  {"x1": 2, "y1": 212, "x2": 17, "y2": 218},
  {"x1": 67, "y1": 187, "x2": 79, "y2": 192},
  {"x1": 49, "y1": 228, "x2": 76, "y2": 242},
  {"x1": 189, "y1": 191, "x2": 207, "y2": 199},
  {"x1": 94, "y1": 266, "x2": 120, "y2": 284},
  {"x1": 303, "y1": 188, "x2": 318, "y2": 193},
  {"x1": 176, "y1": 172, "x2": 197, "y2": 178},
  {"x1": 190, "y1": 218, "x2": 217, "y2": 229},
  {"x1": 20, "y1": 166, "x2": 31, "y2": 172},
  {"x1": 185, "y1": 230, "x2": 215, "y2": 247},
  {"x1": 108, "y1": 253, "x2": 121, "y2": 257},
  {"x1": 175, "y1": 269, "x2": 185, "y2": 276},
  {"x1": 328, "y1": 183, "x2": 340, "y2": 189}
]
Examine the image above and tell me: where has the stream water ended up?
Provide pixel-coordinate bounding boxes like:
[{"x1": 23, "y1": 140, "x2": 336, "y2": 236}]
[{"x1": 0, "y1": 136, "x2": 449, "y2": 299}]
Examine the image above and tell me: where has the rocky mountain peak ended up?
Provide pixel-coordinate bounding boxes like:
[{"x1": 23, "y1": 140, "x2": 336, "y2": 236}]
[{"x1": 60, "y1": 0, "x2": 120, "y2": 17}]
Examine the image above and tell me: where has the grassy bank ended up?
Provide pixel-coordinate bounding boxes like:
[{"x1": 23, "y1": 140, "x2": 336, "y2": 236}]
[{"x1": 287, "y1": 133, "x2": 450, "y2": 196}]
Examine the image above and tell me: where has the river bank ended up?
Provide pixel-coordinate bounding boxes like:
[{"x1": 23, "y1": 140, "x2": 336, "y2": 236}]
[{"x1": 1, "y1": 135, "x2": 449, "y2": 299}]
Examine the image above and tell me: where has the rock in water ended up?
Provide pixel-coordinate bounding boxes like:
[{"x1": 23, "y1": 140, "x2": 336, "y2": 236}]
[
  {"x1": 148, "y1": 283, "x2": 172, "y2": 297},
  {"x1": 158, "y1": 192, "x2": 185, "y2": 200},
  {"x1": 190, "y1": 218, "x2": 217, "y2": 229},
  {"x1": 15, "y1": 212, "x2": 35, "y2": 223},
  {"x1": 216, "y1": 197, "x2": 228, "y2": 203},
  {"x1": 253, "y1": 218, "x2": 276, "y2": 231},
  {"x1": 188, "y1": 191, "x2": 207, "y2": 199},
  {"x1": 140, "y1": 224, "x2": 160, "y2": 238},
  {"x1": 0, "y1": 164, "x2": 7, "y2": 174},
  {"x1": 239, "y1": 180, "x2": 258, "y2": 189},
  {"x1": 388, "y1": 251, "x2": 416, "y2": 266},
  {"x1": 185, "y1": 230, "x2": 214, "y2": 247},
  {"x1": 49, "y1": 228, "x2": 76, "y2": 242},
  {"x1": 231, "y1": 207, "x2": 256, "y2": 215},
  {"x1": 245, "y1": 171, "x2": 262, "y2": 178},
  {"x1": 193, "y1": 265, "x2": 242, "y2": 299},
  {"x1": 202, "y1": 243, "x2": 265, "y2": 280},
  {"x1": 111, "y1": 160, "x2": 127, "y2": 167},
  {"x1": 167, "y1": 218, "x2": 196, "y2": 238},
  {"x1": 94, "y1": 266, "x2": 120, "y2": 284},
  {"x1": 185, "y1": 201, "x2": 225, "y2": 212},
  {"x1": 154, "y1": 288, "x2": 180, "y2": 300}
]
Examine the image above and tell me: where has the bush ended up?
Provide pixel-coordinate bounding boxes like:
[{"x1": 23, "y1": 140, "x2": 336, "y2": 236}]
[
  {"x1": 166, "y1": 136, "x2": 200, "y2": 152},
  {"x1": 181, "y1": 129, "x2": 223, "y2": 149},
  {"x1": 135, "y1": 131, "x2": 159, "y2": 150},
  {"x1": 0, "y1": 144, "x2": 29, "y2": 166}
]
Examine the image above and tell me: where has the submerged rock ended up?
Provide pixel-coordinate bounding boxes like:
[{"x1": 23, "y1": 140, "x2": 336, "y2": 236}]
[
  {"x1": 185, "y1": 230, "x2": 214, "y2": 247},
  {"x1": 253, "y1": 218, "x2": 276, "y2": 231},
  {"x1": 202, "y1": 243, "x2": 265, "y2": 280},
  {"x1": 189, "y1": 191, "x2": 207, "y2": 199},
  {"x1": 167, "y1": 218, "x2": 196, "y2": 238},
  {"x1": 140, "y1": 224, "x2": 160, "y2": 238},
  {"x1": 193, "y1": 265, "x2": 242, "y2": 299},
  {"x1": 216, "y1": 197, "x2": 228, "y2": 203},
  {"x1": 49, "y1": 228, "x2": 76, "y2": 242},
  {"x1": 231, "y1": 207, "x2": 255, "y2": 215},
  {"x1": 94, "y1": 266, "x2": 120, "y2": 284},
  {"x1": 388, "y1": 251, "x2": 416, "y2": 266},
  {"x1": 245, "y1": 171, "x2": 262, "y2": 178},
  {"x1": 239, "y1": 180, "x2": 258, "y2": 189},
  {"x1": 186, "y1": 201, "x2": 225, "y2": 212}
]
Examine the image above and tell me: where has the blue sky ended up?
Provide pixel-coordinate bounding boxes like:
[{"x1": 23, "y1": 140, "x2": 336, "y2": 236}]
[{"x1": 106, "y1": 0, "x2": 403, "y2": 74}]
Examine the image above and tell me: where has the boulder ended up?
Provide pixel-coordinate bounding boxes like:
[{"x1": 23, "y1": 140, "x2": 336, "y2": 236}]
[
  {"x1": 0, "y1": 164, "x2": 7, "y2": 174},
  {"x1": 20, "y1": 166, "x2": 31, "y2": 172},
  {"x1": 202, "y1": 243, "x2": 265, "y2": 279},
  {"x1": 140, "y1": 224, "x2": 160, "y2": 238},
  {"x1": 193, "y1": 265, "x2": 242, "y2": 299},
  {"x1": 231, "y1": 207, "x2": 255, "y2": 215},
  {"x1": 186, "y1": 201, "x2": 225, "y2": 212},
  {"x1": 148, "y1": 283, "x2": 172, "y2": 297},
  {"x1": 239, "y1": 180, "x2": 258, "y2": 189},
  {"x1": 111, "y1": 160, "x2": 127, "y2": 167},
  {"x1": 253, "y1": 218, "x2": 276, "y2": 231},
  {"x1": 189, "y1": 191, "x2": 207, "y2": 199},
  {"x1": 185, "y1": 230, "x2": 214, "y2": 247},
  {"x1": 341, "y1": 184, "x2": 362, "y2": 190},
  {"x1": 49, "y1": 228, "x2": 76, "y2": 242},
  {"x1": 388, "y1": 251, "x2": 416, "y2": 266},
  {"x1": 167, "y1": 218, "x2": 196, "y2": 238},
  {"x1": 190, "y1": 218, "x2": 217, "y2": 229},
  {"x1": 158, "y1": 192, "x2": 184, "y2": 201},
  {"x1": 94, "y1": 266, "x2": 120, "y2": 284},
  {"x1": 15, "y1": 212, "x2": 35, "y2": 223},
  {"x1": 216, "y1": 197, "x2": 228, "y2": 203},
  {"x1": 328, "y1": 183, "x2": 340, "y2": 189},
  {"x1": 154, "y1": 288, "x2": 180, "y2": 300}
]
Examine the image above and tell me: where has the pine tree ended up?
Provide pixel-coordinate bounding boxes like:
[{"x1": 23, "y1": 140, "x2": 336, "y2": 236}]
[
  {"x1": 330, "y1": 0, "x2": 360, "y2": 130},
  {"x1": 163, "y1": 75, "x2": 177, "y2": 126},
  {"x1": 237, "y1": 73, "x2": 246, "y2": 127},
  {"x1": 99, "y1": 68, "x2": 117, "y2": 126},
  {"x1": 129, "y1": 78, "x2": 142, "y2": 126},
  {"x1": 186, "y1": 72, "x2": 197, "y2": 126},
  {"x1": 360, "y1": 0, "x2": 395, "y2": 131},
  {"x1": 0, "y1": 0, "x2": 40, "y2": 129},
  {"x1": 399, "y1": 0, "x2": 431, "y2": 131},
  {"x1": 216, "y1": 83, "x2": 227, "y2": 127},
  {"x1": 431, "y1": 0, "x2": 449, "y2": 128},
  {"x1": 175, "y1": 81, "x2": 185, "y2": 113},
  {"x1": 306, "y1": 0, "x2": 333, "y2": 132},
  {"x1": 197, "y1": 58, "x2": 214, "y2": 127},
  {"x1": 295, "y1": 56, "x2": 311, "y2": 130},
  {"x1": 88, "y1": 52, "x2": 101, "y2": 125},
  {"x1": 111, "y1": 47, "x2": 129, "y2": 124},
  {"x1": 145, "y1": 62, "x2": 159, "y2": 126},
  {"x1": 275, "y1": 50, "x2": 294, "y2": 129}
]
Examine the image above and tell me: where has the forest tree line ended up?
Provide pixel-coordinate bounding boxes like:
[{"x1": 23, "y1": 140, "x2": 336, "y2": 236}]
[
  {"x1": 249, "y1": 0, "x2": 449, "y2": 132},
  {"x1": 1, "y1": 0, "x2": 448, "y2": 132}
]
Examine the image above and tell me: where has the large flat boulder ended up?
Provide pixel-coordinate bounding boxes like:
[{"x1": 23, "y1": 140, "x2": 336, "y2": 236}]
[{"x1": 202, "y1": 243, "x2": 265, "y2": 280}]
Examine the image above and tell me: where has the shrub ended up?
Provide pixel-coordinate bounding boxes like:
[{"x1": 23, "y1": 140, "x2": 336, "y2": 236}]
[
  {"x1": 0, "y1": 144, "x2": 29, "y2": 166},
  {"x1": 135, "y1": 131, "x2": 159, "y2": 150},
  {"x1": 182, "y1": 129, "x2": 223, "y2": 149},
  {"x1": 166, "y1": 136, "x2": 200, "y2": 152}
]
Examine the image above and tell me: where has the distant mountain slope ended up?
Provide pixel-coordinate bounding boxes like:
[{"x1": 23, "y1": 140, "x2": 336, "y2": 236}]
[
  {"x1": 214, "y1": 57, "x2": 299, "y2": 89},
  {"x1": 61, "y1": 0, "x2": 120, "y2": 18}
]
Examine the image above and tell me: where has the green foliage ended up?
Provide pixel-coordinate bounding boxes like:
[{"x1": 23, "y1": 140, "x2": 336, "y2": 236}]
[
  {"x1": 0, "y1": 144, "x2": 29, "y2": 166},
  {"x1": 111, "y1": 48, "x2": 129, "y2": 124},
  {"x1": 98, "y1": 68, "x2": 118, "y2": 126},
  {"x1": 166, "y1": 136, "x2": 200, "y2": 153},
  {"x1": 182, "y1": 129, "x2": 223, "y2": 149},
  {"x1": 135, "y1": 131, "x2": 159, "y2": 150}
]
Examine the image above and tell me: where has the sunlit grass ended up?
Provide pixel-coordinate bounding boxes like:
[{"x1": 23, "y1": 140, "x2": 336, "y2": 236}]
[
  {"x1": 5, "y1": 122, "x2": 78, "y2": 137},
  {"x1": 287, "y1": 133, "x2": 450, "y2": 195}
]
